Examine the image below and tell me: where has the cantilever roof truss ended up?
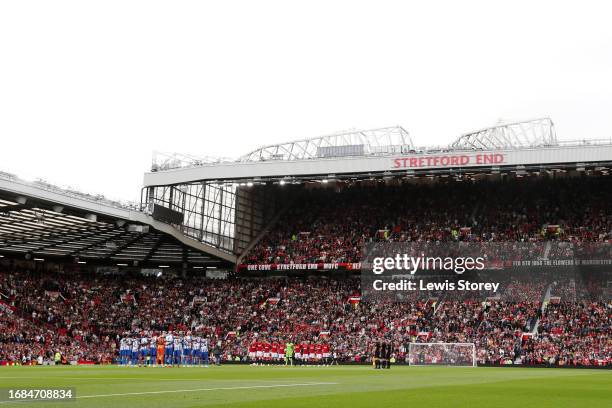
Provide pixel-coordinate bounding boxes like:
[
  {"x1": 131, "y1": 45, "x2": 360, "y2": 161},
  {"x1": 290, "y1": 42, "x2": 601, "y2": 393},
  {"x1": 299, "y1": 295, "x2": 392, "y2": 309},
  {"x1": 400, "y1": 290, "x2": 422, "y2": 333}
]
[
  {"x1": 239, "y1": 126, "x2": 414, "y2": 162},
  {"x1": 451, "y1": 118, "x2": 557, "y2": 150}
]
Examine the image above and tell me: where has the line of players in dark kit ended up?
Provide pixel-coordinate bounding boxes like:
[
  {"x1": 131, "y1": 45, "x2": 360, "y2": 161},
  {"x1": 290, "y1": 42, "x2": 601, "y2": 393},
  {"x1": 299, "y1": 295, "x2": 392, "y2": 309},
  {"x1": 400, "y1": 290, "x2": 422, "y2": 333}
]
[{"x1": 373, "y1": 342, "x2": 392, "y2": 369}]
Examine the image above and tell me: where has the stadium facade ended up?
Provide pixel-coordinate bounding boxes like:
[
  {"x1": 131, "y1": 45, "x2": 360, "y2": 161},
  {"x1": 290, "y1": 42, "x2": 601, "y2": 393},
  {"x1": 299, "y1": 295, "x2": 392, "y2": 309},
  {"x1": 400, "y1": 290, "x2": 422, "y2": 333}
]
[
  {"x1": 135, "y1": 117, "x2": 612, "y2": 270},
  {"x1": 2, "y1": 117, "x2": 612, "y2": 272}
]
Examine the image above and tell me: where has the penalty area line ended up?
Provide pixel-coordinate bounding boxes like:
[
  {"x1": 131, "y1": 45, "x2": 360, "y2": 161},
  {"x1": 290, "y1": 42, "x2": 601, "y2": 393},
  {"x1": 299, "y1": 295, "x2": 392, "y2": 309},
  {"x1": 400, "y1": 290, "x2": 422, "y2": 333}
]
[{"x1": 78, "y1": 382, "x2": 340, "y2": 399}]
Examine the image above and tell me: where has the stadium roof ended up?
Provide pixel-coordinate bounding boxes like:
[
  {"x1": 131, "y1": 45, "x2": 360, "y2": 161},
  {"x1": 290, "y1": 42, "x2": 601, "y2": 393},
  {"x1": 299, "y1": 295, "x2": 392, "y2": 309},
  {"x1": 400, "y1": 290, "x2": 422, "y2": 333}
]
[
  {"x1": 0, "y1": 173, "x2": 236, "y2": 267},
  {"x1": 148, "y1": 118, "x2": 555, "y2": 172},
  {"x1": 238, "y1": 126, "x2": 413, "y2": 162},
  {"x1": 143, "y1": 118, "x2": 612, "y2": 187}
]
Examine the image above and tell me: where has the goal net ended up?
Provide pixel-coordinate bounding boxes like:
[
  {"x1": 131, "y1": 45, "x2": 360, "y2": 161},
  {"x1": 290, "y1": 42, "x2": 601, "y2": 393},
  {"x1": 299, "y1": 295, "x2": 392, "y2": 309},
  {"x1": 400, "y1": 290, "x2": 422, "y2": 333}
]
[{"x1": 408, "y1": 343, "x2": 476, "y2": 367}]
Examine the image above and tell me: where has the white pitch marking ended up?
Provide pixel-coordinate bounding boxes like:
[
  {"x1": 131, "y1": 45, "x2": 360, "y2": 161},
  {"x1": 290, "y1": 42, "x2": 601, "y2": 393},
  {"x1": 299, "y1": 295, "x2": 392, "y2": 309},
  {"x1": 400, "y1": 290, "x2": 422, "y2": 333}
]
[{"x1": 77, "y1": 382, "x2": 340, "y2": 399}]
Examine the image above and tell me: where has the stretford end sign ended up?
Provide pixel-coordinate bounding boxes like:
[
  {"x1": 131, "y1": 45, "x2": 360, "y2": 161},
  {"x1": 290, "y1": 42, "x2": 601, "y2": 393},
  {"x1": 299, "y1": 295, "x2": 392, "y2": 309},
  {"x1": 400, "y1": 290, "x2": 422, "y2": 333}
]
[{"x1": 392, "y1": 153, "x2": 505, "y2": 169}]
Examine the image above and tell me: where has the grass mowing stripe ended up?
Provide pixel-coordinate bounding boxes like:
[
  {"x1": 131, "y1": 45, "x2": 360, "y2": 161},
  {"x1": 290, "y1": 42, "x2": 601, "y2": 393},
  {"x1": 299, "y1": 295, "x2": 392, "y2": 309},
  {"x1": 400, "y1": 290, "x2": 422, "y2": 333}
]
[{"x1": 77, "y1": 382, "x2": 340, "y2": 399}]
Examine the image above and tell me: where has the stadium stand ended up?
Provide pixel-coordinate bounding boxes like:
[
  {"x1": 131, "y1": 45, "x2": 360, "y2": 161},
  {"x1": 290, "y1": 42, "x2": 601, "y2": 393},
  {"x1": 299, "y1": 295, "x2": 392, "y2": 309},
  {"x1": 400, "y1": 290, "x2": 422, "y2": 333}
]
[
  {"x1": 243, "y1": 177, "x2": 612, "y2": 265},
  {"x1": 1, "y1": 175, "x2": 610, "y2": 367}
]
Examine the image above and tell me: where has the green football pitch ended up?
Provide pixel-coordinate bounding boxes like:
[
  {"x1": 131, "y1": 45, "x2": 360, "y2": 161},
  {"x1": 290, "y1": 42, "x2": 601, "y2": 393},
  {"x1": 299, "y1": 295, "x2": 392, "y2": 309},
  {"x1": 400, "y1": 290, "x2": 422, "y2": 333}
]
[{"x1": 1, "y1": 365, "x2": 610, "y2": 408}]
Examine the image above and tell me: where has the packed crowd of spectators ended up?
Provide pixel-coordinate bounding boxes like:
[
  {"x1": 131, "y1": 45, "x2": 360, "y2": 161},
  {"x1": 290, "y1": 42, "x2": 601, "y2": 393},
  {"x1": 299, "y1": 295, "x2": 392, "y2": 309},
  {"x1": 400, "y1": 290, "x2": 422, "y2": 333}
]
[
  {"x1": 526, "y1": 300, "x2": 610, "y2": 366},
  {"x1": 0, "y1": 268, "x2": 609, "y2": 367},
  {"x1": 244, "y1": 177, "x2": 612, "y2": 265}
]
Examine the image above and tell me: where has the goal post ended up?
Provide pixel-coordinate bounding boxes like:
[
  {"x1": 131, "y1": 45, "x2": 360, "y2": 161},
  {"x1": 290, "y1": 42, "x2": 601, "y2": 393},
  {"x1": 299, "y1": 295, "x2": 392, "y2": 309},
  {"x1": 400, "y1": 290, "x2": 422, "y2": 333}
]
[{"x1": 408, "y1": 343, "x2": 477, "y2": 367}]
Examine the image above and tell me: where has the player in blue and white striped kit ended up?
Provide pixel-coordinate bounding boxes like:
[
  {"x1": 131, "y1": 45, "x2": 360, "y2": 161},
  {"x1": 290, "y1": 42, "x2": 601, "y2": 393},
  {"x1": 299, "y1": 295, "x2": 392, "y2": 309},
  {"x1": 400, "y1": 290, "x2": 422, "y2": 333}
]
[
  {"x1": 130, "y1": 335, "x2": 140, "y2": 366},
  {"x1": 183, "y1": 333, "x2": 193, "y2": 366},
  {"x1": 139, "y1": 334, "x2": 149, "y2": 367},
  {"x1": 192, "y1": 336, "x2": 201, "y2": 366},
  {"x1": 119, "y1": 337, "x2": 129, "y2": 365},
  {"x1": 148, "y1": 333, "x2": 157, "y2": 366},
  {"x1": 200, "y1": 337, "x2": 209, "y2": 367},
  {"x1": 173, "y1": 334, "x2": 183, "y2": 366},
  {"x1": 164, "y1": 332, "x2": 174, "y2": 366}
]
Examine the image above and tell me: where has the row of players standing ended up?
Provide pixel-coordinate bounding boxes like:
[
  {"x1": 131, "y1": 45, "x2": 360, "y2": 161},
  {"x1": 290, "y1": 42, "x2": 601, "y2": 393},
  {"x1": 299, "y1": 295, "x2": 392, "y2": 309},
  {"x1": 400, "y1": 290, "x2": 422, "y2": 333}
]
[
  {"x1": 374, "y1": 342, "x2": 392, "y2": 369},
  {"x1": 119, "y1": 332, "x2": 217, "y2": 366},
  {"x1": 248, "y1": 341, "x2": 334, "y2": 365}
]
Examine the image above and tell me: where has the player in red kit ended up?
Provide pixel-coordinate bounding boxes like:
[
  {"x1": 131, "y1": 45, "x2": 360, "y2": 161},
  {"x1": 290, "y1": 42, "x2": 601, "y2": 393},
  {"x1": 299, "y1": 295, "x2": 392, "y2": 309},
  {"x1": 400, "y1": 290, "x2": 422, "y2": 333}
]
[
  {"x1": 315, "y1": 343, "x2": 323, "y2": 364},
  {"x1": 301, "y1": 343, "x2": 309, "y2": 364},
  {"x1": 248, "y1": 343, "x2": 256, "y2": 363},
  {"x1": 295, "y1": 343, "x2": 302, "y2": 363},
  {"x1": 278, "y1": 342, "x2": 285, "y2": 363},
  {"x1": 256, "y1": 341, "x2": 264, "y2": 364},
  {"x1": 263, "y1": 342, "x2": 271, "y2": 362},
  {"x1": 322, "y1": 344, "x2": 331, "y2": 365}
]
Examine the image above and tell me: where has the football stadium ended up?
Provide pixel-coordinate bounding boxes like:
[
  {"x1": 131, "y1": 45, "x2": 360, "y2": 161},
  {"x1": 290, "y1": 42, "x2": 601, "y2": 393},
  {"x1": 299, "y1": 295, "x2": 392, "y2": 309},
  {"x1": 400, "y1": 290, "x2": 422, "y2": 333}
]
[{"x1": 0, "y1": 118, "x2": 611, "y2": 407}]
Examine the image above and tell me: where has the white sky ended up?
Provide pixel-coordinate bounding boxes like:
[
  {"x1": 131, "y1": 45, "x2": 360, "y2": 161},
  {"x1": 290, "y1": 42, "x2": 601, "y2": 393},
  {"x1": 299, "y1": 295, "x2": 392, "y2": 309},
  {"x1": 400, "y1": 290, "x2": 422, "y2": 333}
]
[{"x1": 1, "y1": 1, "x2": 611, "y2": 202}]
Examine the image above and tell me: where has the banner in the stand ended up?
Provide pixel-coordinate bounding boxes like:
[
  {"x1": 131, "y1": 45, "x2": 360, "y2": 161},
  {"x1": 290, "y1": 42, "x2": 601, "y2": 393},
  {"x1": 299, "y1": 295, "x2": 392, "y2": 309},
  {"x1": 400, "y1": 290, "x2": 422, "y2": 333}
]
[
  {"x1": 238, "y1": 262, "x2": 362, "y2": 271},
  {"x1": 0, "y1": 300, "x2": 16, "y2": 315},
  {"x1": 348, "y1": 295, "x2": 362, "y2": 304},
  {"x1": 237, "y1": 260, "x2": 505, "y2": 272}
]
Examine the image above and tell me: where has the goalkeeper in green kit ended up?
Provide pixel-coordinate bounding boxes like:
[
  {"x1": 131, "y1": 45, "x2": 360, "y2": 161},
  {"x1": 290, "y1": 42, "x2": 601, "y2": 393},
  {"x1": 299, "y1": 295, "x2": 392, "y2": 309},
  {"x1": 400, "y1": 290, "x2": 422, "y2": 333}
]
[{"x1": 285, "y1": 341, "x2": 295, "y2": 366}]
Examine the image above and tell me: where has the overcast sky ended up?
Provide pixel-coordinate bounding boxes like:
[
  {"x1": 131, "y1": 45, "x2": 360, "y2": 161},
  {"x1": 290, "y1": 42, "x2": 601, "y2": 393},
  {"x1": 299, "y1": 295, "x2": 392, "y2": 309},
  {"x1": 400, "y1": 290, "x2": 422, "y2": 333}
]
[{"x1": 1, "y1": 1, "x2": 611, "y2": 202}]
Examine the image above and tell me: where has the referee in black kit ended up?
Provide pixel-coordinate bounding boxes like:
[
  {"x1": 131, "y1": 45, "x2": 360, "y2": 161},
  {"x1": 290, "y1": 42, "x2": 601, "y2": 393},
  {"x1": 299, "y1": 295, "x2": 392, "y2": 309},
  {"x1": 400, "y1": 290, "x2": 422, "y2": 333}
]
[
  {"x1": 383, "y1": 342, "x2": 391, "y2": 369},
  {"x1": 374, "y1": 342, "x2": 382, "y2": 369}
]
